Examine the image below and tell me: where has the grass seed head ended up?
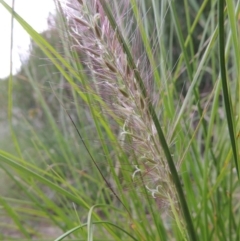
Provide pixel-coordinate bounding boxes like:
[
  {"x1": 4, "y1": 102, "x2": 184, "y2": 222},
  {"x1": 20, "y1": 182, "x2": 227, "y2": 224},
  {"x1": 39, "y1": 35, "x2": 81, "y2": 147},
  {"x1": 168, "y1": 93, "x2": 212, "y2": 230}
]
[{"x1": 63, "y1": 0, "x2": 178, "y2": 212}]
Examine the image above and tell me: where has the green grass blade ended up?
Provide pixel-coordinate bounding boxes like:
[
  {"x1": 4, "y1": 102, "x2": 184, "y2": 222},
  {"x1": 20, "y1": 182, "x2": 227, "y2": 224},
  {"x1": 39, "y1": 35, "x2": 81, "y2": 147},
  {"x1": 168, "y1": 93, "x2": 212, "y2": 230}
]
[
  {"x1": 54, "y1": 221, "x2": 138, "y2": 241},
  {"x1": 0, "y1": 195, "x2": 30, "y2": 238},
  {"x1": 219, "y1": 0, "x2": 239, "y2": 177},
  {"x1": 0, "y1": 152, "x2": 90, "y2": 209}
]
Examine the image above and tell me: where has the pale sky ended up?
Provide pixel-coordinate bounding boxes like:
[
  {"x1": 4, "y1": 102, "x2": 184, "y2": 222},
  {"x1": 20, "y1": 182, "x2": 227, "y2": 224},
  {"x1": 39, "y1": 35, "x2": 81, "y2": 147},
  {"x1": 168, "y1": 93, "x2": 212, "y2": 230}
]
[{"x1": 0, "y1": 0, "x2": 55, "y2": 79}]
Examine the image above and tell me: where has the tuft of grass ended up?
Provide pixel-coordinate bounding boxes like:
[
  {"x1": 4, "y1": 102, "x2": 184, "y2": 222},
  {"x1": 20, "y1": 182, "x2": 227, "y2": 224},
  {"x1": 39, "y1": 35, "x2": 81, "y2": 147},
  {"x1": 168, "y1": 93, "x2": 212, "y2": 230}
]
[{"x1": 0, "y1": 0, "x2": 240, "y2": 240}]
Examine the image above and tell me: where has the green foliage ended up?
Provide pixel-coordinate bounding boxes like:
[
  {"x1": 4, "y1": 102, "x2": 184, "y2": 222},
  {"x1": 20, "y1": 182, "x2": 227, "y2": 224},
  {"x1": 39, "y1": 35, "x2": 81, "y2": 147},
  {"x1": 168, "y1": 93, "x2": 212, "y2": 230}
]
[{"x1": 0, "y1": 0, "x2": 240, "y2": 240}]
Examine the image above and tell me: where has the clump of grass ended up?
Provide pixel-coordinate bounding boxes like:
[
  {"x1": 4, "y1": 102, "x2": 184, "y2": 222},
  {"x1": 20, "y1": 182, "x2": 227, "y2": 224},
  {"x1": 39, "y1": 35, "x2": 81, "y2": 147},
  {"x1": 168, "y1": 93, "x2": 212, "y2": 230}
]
[
  {"x1": 62, "y1": 0, "x2": 196, "y2": 238},
  {"x1": 1, "y1": 0, "x2": 240, "y2": 240},
  {"x1": 64, "y1": 0, "x2": 183, "y2": 213}
]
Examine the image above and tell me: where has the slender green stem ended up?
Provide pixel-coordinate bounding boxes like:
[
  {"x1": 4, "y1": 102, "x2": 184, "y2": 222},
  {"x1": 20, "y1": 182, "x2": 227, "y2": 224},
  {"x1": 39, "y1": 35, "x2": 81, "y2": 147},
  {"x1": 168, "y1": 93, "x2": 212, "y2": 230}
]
[{"x1": 219, "y1": 0, "x2": 239, "y2": 177}]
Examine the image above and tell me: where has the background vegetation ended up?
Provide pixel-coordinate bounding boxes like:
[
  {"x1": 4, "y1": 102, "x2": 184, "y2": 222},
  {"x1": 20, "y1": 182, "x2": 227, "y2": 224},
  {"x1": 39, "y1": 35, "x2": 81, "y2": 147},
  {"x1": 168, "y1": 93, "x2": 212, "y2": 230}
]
[{"x1": 0, "y1": 0, "x2": 240, "y2": 240}]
